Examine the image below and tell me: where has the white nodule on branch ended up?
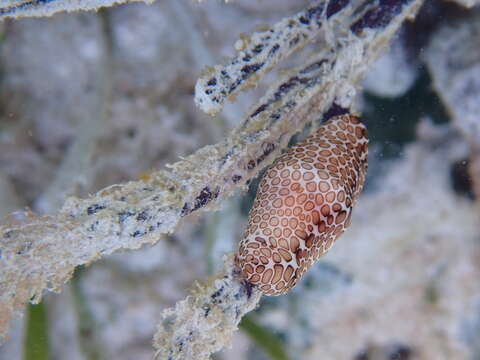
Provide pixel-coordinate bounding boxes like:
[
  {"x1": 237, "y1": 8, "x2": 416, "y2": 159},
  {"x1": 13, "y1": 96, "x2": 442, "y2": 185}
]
[
  {"x1": 0, "y1": 0, "x2": 425, "y2": 355},
  {"x1": 153, "y1": 254, "x2": 262, "y2": 360}
]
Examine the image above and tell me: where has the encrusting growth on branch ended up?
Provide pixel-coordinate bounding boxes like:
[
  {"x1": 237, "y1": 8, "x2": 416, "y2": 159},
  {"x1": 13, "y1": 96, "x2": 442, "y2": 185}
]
[
  {"x1": 153, "y1": 254, "x2": 262, "y2": 360},
  {"x1": 237, "y1": 114, "x2": 368, "y2": 295},
  {"x1": 0, "y1": 0, "x2": 154, "y2": 19},
  {"x1": 194, "y1": 0, "x2": 352, "y2": 116}
]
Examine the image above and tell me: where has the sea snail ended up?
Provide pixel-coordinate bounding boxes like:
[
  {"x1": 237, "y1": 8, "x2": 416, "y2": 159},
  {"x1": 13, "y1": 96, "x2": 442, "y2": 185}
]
[{"x1": 237, "y1": 114, "x2": 368, "y2": 295}]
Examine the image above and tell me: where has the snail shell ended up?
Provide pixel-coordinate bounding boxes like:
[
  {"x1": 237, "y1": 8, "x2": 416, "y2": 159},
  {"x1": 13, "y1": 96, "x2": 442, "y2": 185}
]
[{"x1": 237, "y1": 114, "x2": 368, "y2": 295}]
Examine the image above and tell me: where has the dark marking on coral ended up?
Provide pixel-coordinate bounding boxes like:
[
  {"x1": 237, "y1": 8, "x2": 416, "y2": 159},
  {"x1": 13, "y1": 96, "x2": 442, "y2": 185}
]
[
  {"x1": 299, "y1": 16, "x2": 310, "y2": 25},
  {"x1": 16, "y1": 241, "x2": 32, "y2": 255},
  {"x1": 118, "y1": 211, "x2": 135, "y2": 223},
  {"x1": 131, "y1": 230, "x2": 145, "y2": 238},
  {"x1": 210, "y1": 286, "x2": 226, "y2": 305},
  {"x1": 181, "y1": 203, "x2": 190, "y2": 217},
  {"x1": 289, "y1": 35, "x2": 301, "y2": 47},
  {"x1": 245, "y1": 61, "x2": 329, "y2": 126},
  {"x1": 88, "y1": 221, "x2": 99, "y2": 232},
  {"x1": 256, "y1": 143, "x2": 275, "y2": 165},
  {"x1": 252, "y1": 44, "x2": 264, "y2": 54},
  {"x1": 229, "y1": 79, "x2": 242, "y2": 93},
  {"x1": 270, "y1": 113, "x2": 281, "y2": 121},
  {"x1": 274, "y1": 77, "x2": 300, "y2": 100},
  {"x1": 351, "y1": 0, "x2": 411, "y2": 35},
  {"x1": 191, "y1": 186, "x2": 220, "y2": 212},
  {"x1": 202, "y1": 304, "x2": 211, "y2": 317},
  {"x1": 323, "y1": 103, "x2": 349, "y2": 121},
  {"x1": 136, "y1": 211, "x2": 149, "y2": 221},
  {"x1": 241, "y1": 63, "x2": 263, "y2": 75},
  {"x1": 0, "y1": 0, "x2": 56, "y2": 16},
  {"x1": 305, "y1": 4, "x2": 325, "y2": 25},
  {"x1": 326, "y1": 0, "x2": 350, "y2": 18},
  {"x1": 300, "y1": 59, "x2": 328, "y2": 74},
  {"x1": 247, "y1": 160, "x2": 256, "y2": 170},
  {"x1": 232, "y1": 175, "x2": 242, "y2": 183},
  {"x1": 268, "y1": 44, "x2": 280, "y2": 56},
  {"x1": 284, "y1": 100, "x2": 297, "y2": 110},
  {"x1": 244, "y1": 280, "x2": 255, "y2": 298},
  {"x1": 87, "y1": 204, "x2": 106, "y2": 215},
  {"x1": 207, "y1": 78, "x2": 217, "y2": 86},
  {"x1": 271, "y1": 76, "x2": 313, "y2": 103},
  {"x1": 219, "y1": 150, "x2": 234, "y2": 167},
  {"x1": 251, "y1": 104, "x2": 268, "y2": 118},
  {"x1": 179, "y1": 187, "x2": 222, "y2": 217}
]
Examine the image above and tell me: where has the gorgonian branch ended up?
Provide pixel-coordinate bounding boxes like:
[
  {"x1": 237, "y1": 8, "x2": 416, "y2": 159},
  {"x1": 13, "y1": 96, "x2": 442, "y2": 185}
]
[
  {"x1": 0, "y1": 0, "x2": 153, "y2": 19},
  {"x1": 194, "y1": 0, "x2": 351, "y2": 115},
  {"x1": 153, "y1": 254, "x2": 262, "y2": 360}
]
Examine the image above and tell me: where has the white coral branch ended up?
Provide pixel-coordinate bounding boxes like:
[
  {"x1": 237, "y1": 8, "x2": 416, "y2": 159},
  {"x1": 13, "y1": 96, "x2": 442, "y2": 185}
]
[
  {"x1": 194, "y1": 1, "x2": 352, "y2": 115},
  {"x1": 153, "y1": 254, "x2": 262, "y2": 360},
  {"x1": 0, "y1": 0, "x2": 154, "y2": 19}
]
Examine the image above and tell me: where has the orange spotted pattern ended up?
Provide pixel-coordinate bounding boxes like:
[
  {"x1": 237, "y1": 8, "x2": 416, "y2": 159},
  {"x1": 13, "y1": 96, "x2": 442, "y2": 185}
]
[{"x1": 237, "y1": 114, "x2": 368, "y2": 295}]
